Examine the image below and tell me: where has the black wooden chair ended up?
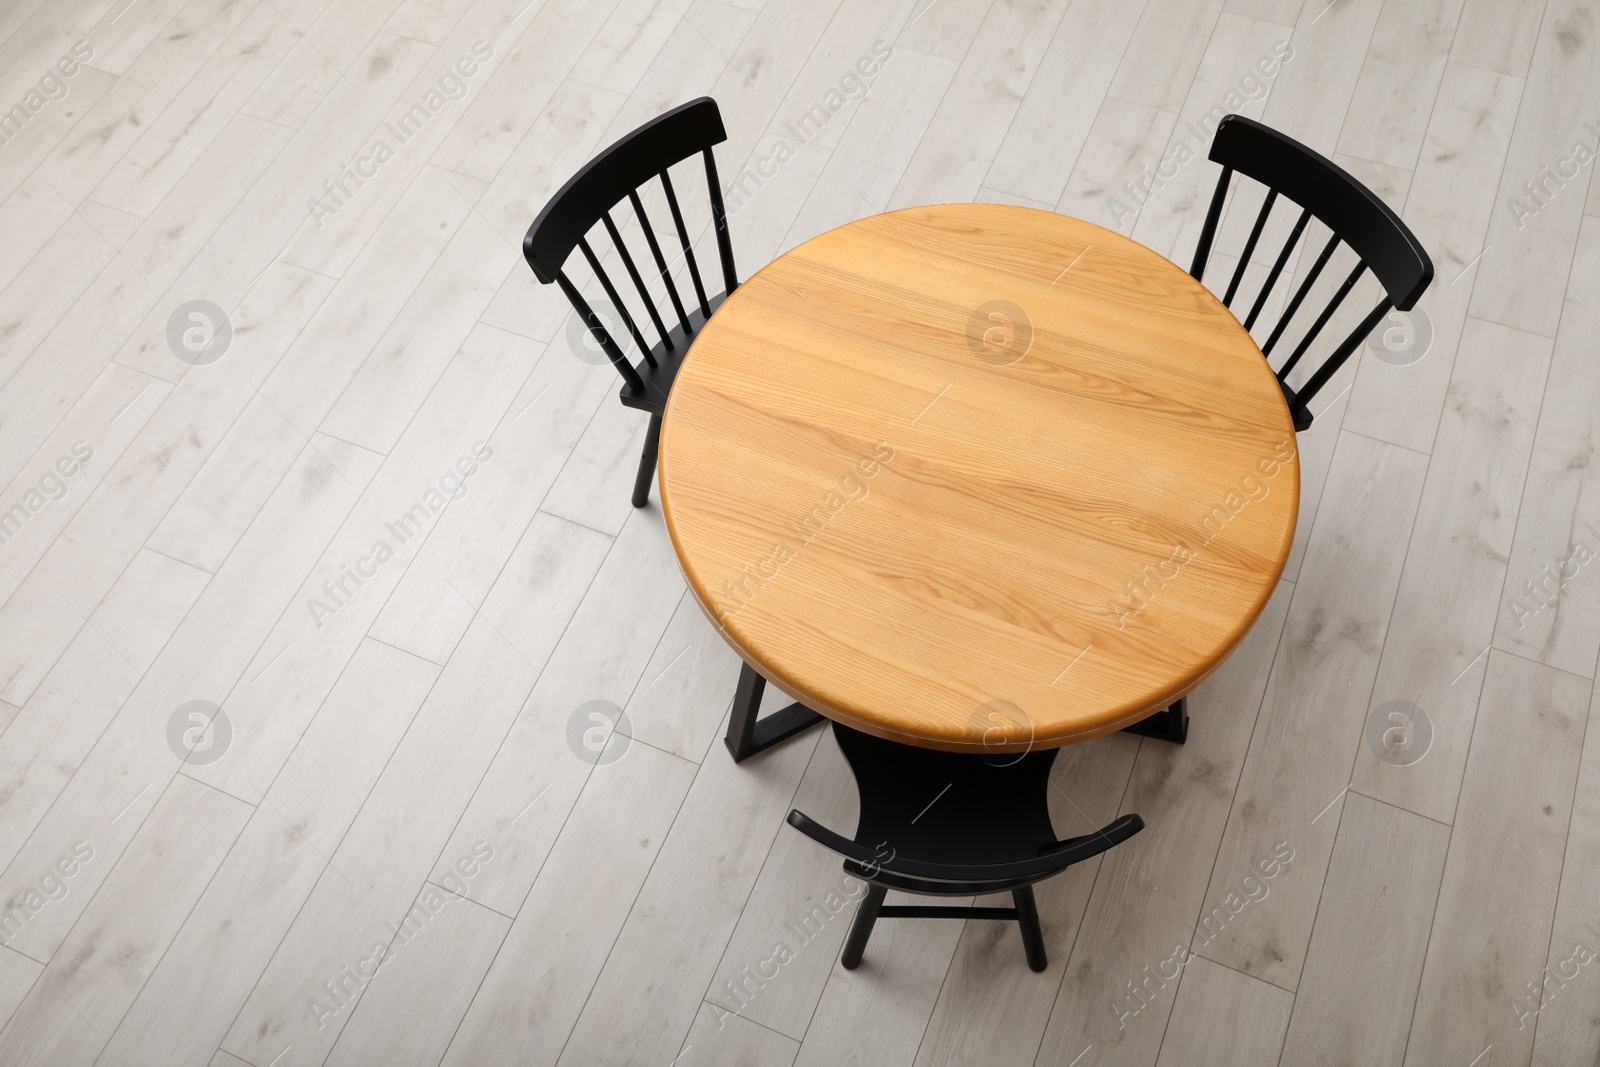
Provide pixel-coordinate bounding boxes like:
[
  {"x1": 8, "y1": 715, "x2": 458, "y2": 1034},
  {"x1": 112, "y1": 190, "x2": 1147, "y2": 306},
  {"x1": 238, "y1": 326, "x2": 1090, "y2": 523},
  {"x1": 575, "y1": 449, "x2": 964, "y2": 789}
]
[
  {"x1": 787, "y1": 722, "x2": 1144, "y2": 972},
  {"x1": 523, "y1": 97, "x2": 737, "y2": 507},
  {"x1": 1191, "y1": 115, "x2": 1433, "y2": 431}
]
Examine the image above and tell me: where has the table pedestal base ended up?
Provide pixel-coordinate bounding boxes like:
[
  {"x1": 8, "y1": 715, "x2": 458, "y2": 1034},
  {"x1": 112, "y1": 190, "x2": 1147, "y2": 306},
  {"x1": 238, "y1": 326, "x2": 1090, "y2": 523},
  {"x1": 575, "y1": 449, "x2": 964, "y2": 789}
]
[
  {"x1": 725, "y1": 661, "x2": 825, "y2": 762},
  {"x1": 1120, "y1": 698, "x2": 1188, "y2": 744}
]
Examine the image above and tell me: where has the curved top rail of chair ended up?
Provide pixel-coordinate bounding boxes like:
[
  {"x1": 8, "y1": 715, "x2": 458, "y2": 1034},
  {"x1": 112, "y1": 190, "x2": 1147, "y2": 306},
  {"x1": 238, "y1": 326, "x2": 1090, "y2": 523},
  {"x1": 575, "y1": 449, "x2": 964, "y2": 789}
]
[
  {"x1": 1209, "y1": 114, "x2": 1433, "y2": 308},
  {"x1": 522, "y1": 96, "x2": 727, "y2": 283},
  {"x1": 785, "y1": 809, "x2": 1145, "y2": 885}
]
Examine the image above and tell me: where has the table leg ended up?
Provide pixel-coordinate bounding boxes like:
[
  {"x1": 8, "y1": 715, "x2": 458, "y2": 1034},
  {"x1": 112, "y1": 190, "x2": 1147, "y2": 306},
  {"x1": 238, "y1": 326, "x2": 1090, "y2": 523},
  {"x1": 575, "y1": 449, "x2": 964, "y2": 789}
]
[
  {"x1": 725, "y1": 661, "x2": 826, "y2": 762},
  {"x1": 1121, "y1": 697, "x2": 1188, "y2": 744}
]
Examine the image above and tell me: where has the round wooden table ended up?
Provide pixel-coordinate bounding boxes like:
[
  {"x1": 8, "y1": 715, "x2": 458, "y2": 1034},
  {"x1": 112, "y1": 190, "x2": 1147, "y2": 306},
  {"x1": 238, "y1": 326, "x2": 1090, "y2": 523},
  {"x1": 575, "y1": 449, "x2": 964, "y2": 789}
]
[{"x1": 659, "y1": 204, "x2": 1298, "y2": 756}]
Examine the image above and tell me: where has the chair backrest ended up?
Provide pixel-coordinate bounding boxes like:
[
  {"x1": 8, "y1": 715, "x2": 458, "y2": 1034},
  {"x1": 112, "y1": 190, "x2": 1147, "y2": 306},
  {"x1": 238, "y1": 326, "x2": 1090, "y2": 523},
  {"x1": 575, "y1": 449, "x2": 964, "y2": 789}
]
[
  {"x1": 1191, "y1": 115, "x2": 1433, "y2": 428},
  {"x1": 523, "y1": 97, "x2": 738, "y2": 395}
]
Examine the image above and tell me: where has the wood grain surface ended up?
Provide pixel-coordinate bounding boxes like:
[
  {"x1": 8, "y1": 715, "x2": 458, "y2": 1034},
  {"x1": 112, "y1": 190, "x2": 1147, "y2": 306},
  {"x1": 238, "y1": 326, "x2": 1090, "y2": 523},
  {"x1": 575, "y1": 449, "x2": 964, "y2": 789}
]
[{"x1": 659, "y1": 203, "x2": 1299, "y2": 751}]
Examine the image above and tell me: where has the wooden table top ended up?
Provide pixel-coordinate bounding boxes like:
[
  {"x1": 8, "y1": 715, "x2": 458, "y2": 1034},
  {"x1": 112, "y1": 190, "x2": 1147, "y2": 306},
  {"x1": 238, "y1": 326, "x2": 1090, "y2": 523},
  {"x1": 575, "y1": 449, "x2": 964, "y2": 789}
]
[{"x1": 658, "y1": 203, "x2": 1298, "y2": 752}]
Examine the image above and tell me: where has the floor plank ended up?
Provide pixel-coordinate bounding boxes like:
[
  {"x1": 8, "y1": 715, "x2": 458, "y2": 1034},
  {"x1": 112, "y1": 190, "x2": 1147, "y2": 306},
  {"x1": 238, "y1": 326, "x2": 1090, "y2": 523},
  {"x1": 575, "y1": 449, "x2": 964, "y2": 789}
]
[
  {"x1": 219, "y1": 616, "x2": 538, "y2": 1067},
  {"x1": 1198, "y1": 430, "x2": 1429, "y2": 991},
  {"x1": 1529, "y1": 675, "x2": 1600, "y2": 1065},
  {"x1": 1494, "y1": 215, "x2": 1600, "y2": 679},
  {"x1": 1402, "y1": 652, "x2": 1591, "y2": 1067},
  {"x1": 1342, "y1": 60, "x2": 1523, "y2": 456},
  {"x1": 1031, "y1": 582, "x2": 1289, "y2": 1067},
  {"x1": 101, "y1": 638, "x2": 440, "y2": 1067},
  {"x1": 888, "y1": 0, "x2": 1071, "y2": 209},
  {"x1": 1468, "y1": 0, "x2": 1600, "y2": 337},
  {"x1": 1279, "y1": 791, "x2": 1450, "y2": 1066},
  {"x1": 1154, "y1": 955, "x2": 1293, "y2": 1067},
  {"x1": 0, "y1": 774, "x2": 250, "y2": 1066},
  {"x1": 1350, "y1": 318, "x2": 1553, "y2": 824}
]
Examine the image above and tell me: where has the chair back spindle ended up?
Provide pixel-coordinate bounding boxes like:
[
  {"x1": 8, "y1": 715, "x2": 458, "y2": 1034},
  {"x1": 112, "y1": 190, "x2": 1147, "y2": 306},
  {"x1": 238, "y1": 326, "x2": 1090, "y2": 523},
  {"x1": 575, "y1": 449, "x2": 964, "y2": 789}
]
[
  {"x1": 661, "y1": 168, "x2": 713, "y2": 317},
  {"x1": 629, "y1": 189, "x2": 693, "y2": 337}
]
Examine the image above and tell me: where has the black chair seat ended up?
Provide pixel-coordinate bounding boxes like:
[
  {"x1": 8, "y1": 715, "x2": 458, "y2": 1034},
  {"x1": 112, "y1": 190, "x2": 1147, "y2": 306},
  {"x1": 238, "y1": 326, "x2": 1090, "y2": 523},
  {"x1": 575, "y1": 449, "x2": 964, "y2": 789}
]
[
  {"x1": 618, "y1": 292, "x2": 726, "y2": 415},
  {"x1": 838, "y1": 724, "x2": 1061, "y2": 878},
  {"x1": 788, "y1": 722, "x2": 1143, "y2": 971}
]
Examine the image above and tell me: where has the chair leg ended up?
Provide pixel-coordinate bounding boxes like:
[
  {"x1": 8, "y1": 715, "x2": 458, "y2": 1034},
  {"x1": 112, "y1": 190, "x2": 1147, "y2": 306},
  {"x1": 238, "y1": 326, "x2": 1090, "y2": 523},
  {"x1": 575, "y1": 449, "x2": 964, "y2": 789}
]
[
  {"x1": 632, "y1": 413, "x2": 662, "y2": 508},
  {"x1": 1013, "y1": 886, "x2": 1047, "y2": 972},
  {"x1": 840, "y1": 884, "x2": 887, "y2": 970}
]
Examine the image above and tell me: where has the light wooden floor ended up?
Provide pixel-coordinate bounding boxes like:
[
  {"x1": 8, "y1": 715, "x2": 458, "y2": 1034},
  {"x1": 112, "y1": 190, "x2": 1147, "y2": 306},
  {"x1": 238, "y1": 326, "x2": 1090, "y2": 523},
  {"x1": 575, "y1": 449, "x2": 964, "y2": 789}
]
[{"x1": 0, "y1": 0, "x2": 1595, "y2": 1063}]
